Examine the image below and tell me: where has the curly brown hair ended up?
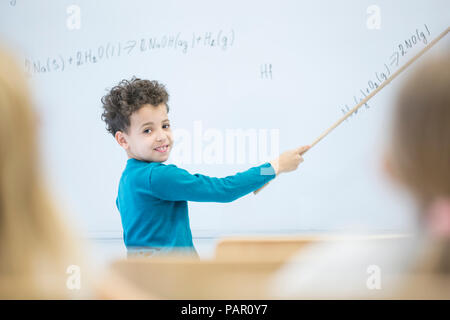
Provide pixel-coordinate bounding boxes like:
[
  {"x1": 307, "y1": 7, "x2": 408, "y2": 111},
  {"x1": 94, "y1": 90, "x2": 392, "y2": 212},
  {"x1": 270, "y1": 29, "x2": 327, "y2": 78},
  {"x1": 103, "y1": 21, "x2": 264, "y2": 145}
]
[{"x1": 101, "y1": 77, "x2": 170, "y2": 136}]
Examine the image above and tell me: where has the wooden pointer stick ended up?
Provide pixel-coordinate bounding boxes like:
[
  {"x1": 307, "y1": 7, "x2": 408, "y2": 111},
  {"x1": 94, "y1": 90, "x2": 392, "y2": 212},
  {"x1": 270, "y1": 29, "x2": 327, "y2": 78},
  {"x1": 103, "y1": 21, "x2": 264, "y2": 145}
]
[
  {"x1": 254, "y1": 26, "x2": 450, "y2": 195},
  {"x1": 305, "y1": 26, "x2": 450, "y2": 153}
]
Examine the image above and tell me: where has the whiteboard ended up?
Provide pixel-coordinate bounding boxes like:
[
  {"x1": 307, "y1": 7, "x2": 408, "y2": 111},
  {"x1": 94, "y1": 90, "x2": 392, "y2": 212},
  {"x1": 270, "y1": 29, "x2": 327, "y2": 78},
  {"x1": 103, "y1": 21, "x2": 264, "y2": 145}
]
[{"x1": 1, "y1": 0, "x2": 449, "y2": 238}]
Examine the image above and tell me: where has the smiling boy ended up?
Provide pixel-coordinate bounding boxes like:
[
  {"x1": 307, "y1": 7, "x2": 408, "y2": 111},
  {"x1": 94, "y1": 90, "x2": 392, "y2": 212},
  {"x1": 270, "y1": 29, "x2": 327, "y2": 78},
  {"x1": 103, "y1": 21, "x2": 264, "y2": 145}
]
[{"x1": 101, "y1": 77, "x2": 309, "y2": 257}]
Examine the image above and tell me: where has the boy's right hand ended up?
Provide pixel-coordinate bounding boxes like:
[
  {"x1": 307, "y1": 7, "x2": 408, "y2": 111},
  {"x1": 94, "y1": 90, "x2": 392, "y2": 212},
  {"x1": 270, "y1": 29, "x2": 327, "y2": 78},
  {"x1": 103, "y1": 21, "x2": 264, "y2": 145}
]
[{"x1": 270, "y1": 145, "x2": 310, "y2": 175}]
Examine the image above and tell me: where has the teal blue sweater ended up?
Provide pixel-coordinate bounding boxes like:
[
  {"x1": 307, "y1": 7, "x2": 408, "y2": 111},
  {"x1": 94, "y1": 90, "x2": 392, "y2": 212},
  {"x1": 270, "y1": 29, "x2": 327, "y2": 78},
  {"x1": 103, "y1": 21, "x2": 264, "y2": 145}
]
[{"x1": 116, "y1": 158, "x2": 276, "y2": 256}]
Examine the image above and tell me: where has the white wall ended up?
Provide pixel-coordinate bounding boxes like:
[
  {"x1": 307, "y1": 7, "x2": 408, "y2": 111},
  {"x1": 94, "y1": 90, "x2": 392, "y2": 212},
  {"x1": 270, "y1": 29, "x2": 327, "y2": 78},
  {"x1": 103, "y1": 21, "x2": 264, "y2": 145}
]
[{"x1": 1, "y1": 0, "x2": 449, "y2": 239}]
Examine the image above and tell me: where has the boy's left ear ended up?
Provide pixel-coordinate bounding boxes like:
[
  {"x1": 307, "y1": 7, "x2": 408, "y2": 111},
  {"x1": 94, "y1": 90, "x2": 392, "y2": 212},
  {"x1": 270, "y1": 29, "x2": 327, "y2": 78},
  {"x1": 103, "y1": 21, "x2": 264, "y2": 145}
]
[{"x1": 115, "y1": 131, "x2": 128, "y2": 149}]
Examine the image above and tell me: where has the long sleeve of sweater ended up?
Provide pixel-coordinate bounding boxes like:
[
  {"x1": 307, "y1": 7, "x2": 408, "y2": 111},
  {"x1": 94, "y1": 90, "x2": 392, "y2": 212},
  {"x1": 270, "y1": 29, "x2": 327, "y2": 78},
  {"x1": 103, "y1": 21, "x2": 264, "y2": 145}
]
[{"x1": 147, "y1": 162, "x2": 276, "y2": 203}]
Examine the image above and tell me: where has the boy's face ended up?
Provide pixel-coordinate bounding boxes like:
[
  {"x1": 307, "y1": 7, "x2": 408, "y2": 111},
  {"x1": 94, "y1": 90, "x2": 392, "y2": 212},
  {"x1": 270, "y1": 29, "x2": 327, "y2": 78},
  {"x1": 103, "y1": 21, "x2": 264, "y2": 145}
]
[{"x1": 115, "y1": 103, "x2": 173, "y2": 162}]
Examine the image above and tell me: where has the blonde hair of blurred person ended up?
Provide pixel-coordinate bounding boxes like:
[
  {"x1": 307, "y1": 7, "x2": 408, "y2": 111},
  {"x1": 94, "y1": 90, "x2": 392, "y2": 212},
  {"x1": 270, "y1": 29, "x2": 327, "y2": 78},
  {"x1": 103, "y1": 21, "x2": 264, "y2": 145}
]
[
  {"x1": 268, "y1": 52, "x2": 450, "y2": 299},
  {"x1": 385, "y1": 51, "x2": 450, "y2": 276},
  {"x1": 0, "y1": 46, "x2": 95, "y2": 299}
]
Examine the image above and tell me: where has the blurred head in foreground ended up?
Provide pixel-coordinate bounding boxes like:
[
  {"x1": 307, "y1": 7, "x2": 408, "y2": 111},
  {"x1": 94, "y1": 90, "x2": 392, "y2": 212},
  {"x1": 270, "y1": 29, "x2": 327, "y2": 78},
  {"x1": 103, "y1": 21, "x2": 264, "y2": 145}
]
[
  {"x1": 0, "y1": 46, "x2": 92, "y2": 298},
  {"x1": 384, "y1": 51, "x2": 450, "y2": 273},
  {"x1": 269, "y1": 52, "x2": 450, "y2": 300}
]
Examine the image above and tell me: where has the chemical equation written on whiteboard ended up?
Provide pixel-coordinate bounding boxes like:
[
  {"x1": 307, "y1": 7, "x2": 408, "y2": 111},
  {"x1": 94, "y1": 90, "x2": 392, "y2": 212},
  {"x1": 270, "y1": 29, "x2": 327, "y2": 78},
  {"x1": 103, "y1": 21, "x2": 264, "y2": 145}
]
[
  {"x1": 24, "y1": 29, "x2": 235, "y2": 76},
  {"x1": 340, "y1": 24, "x2": 431, "y2": 120}
]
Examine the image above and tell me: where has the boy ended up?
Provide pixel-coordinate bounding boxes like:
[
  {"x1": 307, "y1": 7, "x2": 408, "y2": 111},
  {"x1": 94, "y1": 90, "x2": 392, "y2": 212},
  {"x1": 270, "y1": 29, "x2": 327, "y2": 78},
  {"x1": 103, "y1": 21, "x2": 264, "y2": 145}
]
[{"x1": 101, "y1": 77, "x2": 310, "y2": 257}]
